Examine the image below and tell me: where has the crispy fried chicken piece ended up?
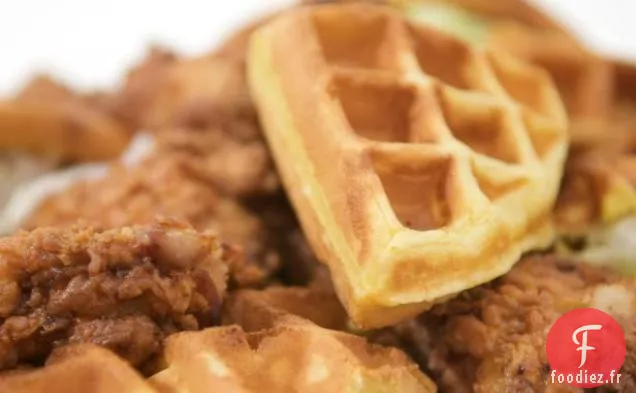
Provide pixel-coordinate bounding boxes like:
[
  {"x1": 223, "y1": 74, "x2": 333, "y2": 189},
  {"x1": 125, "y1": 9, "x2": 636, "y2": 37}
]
[
  {"x1": 101, "y1": 46, "x2": 179, "y2": 133},
  {"x1": 0, "y1": 219, "x2": 229, "y2": 370},
  {"x1": 0, "y1": 75, "x2": 131, "y2": 163},
  {"x1": 370, "y1": 255, "x2": 636, "y2": 393},
  {"x1": 145, "y1": 52, "x2": 279, "y2": 197},
  {"x1": 214, "y1": 12, "x2": 279, "y2": 63},
  {"x1": 16, "y1": 75, "x2": 79, "y2": 105},
  {"x1": 23, "y1": 37, "x2": 312, "y2": 286},
  {"x1": 23, "y1": 152, "x2": 278, "y2": 288},
  {"x1": 243, "y1": 194, "x2": 326, "y2": 287},
  {"x1": 155, "y1": 125, "x2": 278, "y2": 198},
  {"x1": 144, "y1": 55, "x2": 251, "y2": 129},
  {"x1": 101, "y1": 47, "x2": 279, "y2": 197},
  {"x1": 23, "y1": 27, "x2": 317, "y2": 287}
]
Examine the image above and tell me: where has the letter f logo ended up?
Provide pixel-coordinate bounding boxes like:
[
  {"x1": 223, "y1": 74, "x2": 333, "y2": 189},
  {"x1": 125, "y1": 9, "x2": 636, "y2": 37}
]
[{"x1": 573, "y1": 324, "x2": 603, "y2": 368}]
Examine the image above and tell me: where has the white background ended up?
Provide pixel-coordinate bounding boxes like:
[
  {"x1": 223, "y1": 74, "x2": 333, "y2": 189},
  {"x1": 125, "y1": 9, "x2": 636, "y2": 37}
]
[{"x1": 0, "y1": 0, "x2": 634, "y2": 95}]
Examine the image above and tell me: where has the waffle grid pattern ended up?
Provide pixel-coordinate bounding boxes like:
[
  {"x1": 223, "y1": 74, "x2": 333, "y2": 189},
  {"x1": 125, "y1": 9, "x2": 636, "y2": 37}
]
[
  {"x1": 249, "y1": 4, "x2": 569, "y2": 327},
  {"x1": 317, "y1": 10, "x2": 562, "y2": 232}
]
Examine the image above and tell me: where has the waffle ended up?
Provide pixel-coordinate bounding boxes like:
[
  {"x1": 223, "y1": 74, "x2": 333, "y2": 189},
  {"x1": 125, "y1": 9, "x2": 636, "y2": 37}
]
[
  {"x1": 394, "y1": 0, "x2": 614, "y2": 119},
  {"x1": 222, "y1": 286, "x2": 349, "y2": 331},
  {"x1": 486, "y1": 23, "x2": 613, "y2": 119},
  {"x1": 0, "y1": 344, "x2": 157, "y2": 393},
  {"x1": 151, "y1": 287, "x2": 436, "y2": 393},
  {"x1": 248, "y1": 4, "x2": 568, "y2": 328},
  {"x1": 555, "y1": 61, "x2": 636, "y2": 232},
  {"x1": 152, "y1": 325, "x2": 436, "y2": 393}
]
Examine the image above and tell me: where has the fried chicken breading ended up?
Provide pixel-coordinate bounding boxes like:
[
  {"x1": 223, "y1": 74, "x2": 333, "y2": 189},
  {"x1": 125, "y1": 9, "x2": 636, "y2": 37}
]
[
  {"x1": 24, "y1": 152, "x2": 278, "y2": 288},
  {"x1": 23, "y1": 37, "x2": 320, "y2": 287},
  {"x1": 0, "y1": 219, "x2": 229, "y2": 370},
  {"x1": 106, "y1": 43, "x2": 280, "y2": 197},
  {"x1": 144, "y1": 52, "x2": 279, "y2": 198},
  {"x1": 155, "y1": 125, "x2": 278, "y2": 198},
  {"x1": 2, "y1": 75, "x2": 132, "y2": 162},
  {"x1": 370, "y1": 255, "x2": 636, "y2": 393},
  {"x1": 101, "y1": 46, "x2": 179, "y2": 133}
]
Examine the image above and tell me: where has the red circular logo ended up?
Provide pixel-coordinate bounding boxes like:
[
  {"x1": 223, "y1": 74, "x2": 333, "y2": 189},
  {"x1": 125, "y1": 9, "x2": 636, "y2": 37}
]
[{"x1": 546, "y1": 308, "x2": 626, "y2": 388}]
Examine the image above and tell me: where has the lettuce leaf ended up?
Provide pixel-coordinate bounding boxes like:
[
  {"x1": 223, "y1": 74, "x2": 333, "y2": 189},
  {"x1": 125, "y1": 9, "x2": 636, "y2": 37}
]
[
  {"x1": 401, "y1": 2, "x2": 491, "y2": 46},
  {"x1": 557, "y1": 216, "x2": 636, "y2": 275}
]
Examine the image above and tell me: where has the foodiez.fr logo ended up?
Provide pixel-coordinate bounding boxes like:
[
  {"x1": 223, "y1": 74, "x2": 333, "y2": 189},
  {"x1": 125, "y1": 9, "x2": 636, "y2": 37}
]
[{"x1": 546, "y1": 308, "x2": 626, "y2": 388}]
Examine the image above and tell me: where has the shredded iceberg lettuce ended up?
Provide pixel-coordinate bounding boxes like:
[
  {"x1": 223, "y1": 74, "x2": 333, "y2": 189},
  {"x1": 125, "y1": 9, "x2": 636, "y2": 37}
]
[
  {"x1": 557, "y1": 216, "x2": 636, "y2": 275},
  {"x1": 401, "y1": 2, "x2": 491, "y2": 46}
]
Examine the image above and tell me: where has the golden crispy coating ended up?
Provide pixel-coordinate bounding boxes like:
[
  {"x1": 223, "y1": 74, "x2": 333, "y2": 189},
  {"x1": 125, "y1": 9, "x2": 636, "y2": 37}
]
[
  {"x1": 143, "y1": 56, "x2": 250, "y2": 130},
  {"x1": 0, "y1": 76, "x2": 132, "y2": 162},
  {"x1": 87, "y1": 46, "x2": 280, "y2": 197},
  {"x1": 102, "y1": 47, "x2": 179, "y2": 132},
  {"x1": 0, "y1": 219, "x2": 229, "y2": 370},
  {"x1": 24, "y1": 151, "x2": 279, "y2": 288},
  {"x1": 371, "y1": 255, "x2": 636, "y2": 393},
  {"x1": 142, "y1": 52, "x2": 279, "y2": 197},
  {"x1": 154, "y1": 126, "x2": 278, "y2": 198},
  {"x1": 23, "y1": 32, "x2": 307, "y2": 287}
]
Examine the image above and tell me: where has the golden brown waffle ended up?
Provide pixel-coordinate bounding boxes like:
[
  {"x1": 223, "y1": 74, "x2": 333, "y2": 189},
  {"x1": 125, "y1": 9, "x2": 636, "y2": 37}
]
[
  {"x1": 390, "y1": 0, "x2": 614, "y2": 119},
  {"x1": 223, "y1": 286, "x2": 349, "y2": 331},
  {"x1": 152, "y1": 287, "x2": 436, "y2": 393},
  {"x1": 0, "y1": 345, "x2": 157, "y2": 393},
  {"x1": 555, "y1": 151, "x2": 636, "y2": 234},
  {"x1": 152, "y1": 324, "x2": 436, "y2": 393},
  {"x1": 249, "y1": 4, "x2": 568, "y2": 328},
  {"x1": 555, "y1": 61, "x2": 636, "y2": 232},
  {"x1": 486, "y1": 23, "x2": 613, "y2": 119}
]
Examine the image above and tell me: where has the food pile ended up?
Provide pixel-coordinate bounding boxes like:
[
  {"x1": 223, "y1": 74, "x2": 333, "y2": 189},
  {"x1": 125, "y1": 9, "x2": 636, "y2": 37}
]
[{"x1": 0, "y1": 1, "x2": 634, "y2": 392}]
